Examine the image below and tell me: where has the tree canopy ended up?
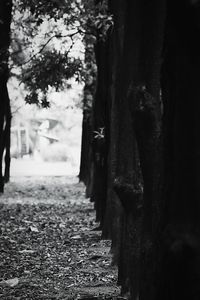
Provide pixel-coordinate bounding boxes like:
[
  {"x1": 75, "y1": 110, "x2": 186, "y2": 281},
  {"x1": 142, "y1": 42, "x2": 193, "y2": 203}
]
[{"x1": 10, "y1": 0, "x2": 112, "y2": 107}]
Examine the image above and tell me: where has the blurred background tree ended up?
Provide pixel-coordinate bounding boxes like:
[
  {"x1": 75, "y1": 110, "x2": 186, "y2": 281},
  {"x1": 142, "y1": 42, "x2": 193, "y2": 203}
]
[{"x1": 6, "y1": 0, "x2": 112, "y2": 181}]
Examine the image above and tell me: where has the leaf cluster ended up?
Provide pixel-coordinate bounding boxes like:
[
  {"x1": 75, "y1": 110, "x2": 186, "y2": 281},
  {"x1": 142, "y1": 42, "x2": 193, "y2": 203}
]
[
  {"x1": 16, "y1": 0, "x2": 78, "y2": 23},
  {"x1": 21, "y1": 50, "x2": 84, "y2": 107}
]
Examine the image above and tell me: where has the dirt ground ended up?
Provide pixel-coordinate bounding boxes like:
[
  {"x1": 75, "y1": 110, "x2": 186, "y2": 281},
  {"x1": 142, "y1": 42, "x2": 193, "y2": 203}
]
[{"x1": 0, "y1": 176, "x2": 122, "y2": 300}]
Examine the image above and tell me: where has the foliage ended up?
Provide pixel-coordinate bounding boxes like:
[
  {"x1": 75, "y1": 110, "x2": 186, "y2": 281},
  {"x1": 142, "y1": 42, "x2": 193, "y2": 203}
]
[
  {"x1": 22, "y1": 50, "x2": 84, "y2": 107},
  {"x1": 82, "y1": 0, "x2": 113, "y2": 39},
  {"x1": 16, "y1": 0, "x2": 80, "y2": 25},
  {"x1": 10, "y1": 0, "x2": 113, "y2": 108}
]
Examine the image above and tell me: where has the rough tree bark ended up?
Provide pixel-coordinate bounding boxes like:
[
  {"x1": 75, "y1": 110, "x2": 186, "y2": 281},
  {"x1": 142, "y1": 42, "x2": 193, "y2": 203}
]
[{"x1": 104, "y1": 0, "x2": 165, "y2": 298}]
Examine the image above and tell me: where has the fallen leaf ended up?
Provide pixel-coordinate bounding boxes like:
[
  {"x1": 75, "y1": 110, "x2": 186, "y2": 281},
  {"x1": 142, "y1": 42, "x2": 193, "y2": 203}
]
[
  {"x1": 19, "y1": 249, "x2": 35, "y2": 254},
  {"x1": 18, "y1": 226, "x2": 26, "y2": 231},
  {"x1": 59, "y1": 223, "x2": 65, "y2": 228},
  {"x1": 30, "y1": 226, "x2": 39, "y2": 232},
  {"x1": 71, "y1": 235, "x2": 81, "y2": 239},
  {"x1": 0, "y1": 277, "x2": 19, "y2": 287}
]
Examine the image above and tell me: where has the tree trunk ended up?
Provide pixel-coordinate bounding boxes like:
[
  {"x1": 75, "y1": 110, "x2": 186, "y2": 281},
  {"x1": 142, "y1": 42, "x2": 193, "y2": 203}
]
[
  {"x1": 4, "y1": 91, "x2": 12, "y2": 183},
  {"x1": 157, "y1": 2, "x2": 200, "y2": 299},
  {"x1": 90, "y1": 33, "x2": 110, "y2": 227},
  {"x1": 0, "y1": 0, "x2": 12, "y2": 191},
  {"x1": 79, "y1": 33, "x2": 95, "y2": 195},
  {"x1": 105, "y1": 0, "x2": 165, "y2": 298}
]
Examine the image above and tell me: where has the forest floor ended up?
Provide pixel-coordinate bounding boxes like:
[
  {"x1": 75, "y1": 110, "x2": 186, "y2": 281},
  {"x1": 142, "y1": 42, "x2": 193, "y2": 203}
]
[{"x1": 0, "y1": 176, "x2": 122, "y2": 300}]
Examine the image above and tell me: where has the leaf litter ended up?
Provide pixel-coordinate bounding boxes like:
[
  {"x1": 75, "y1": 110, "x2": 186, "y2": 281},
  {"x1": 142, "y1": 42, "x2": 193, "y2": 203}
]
[{"x1": 0, "y1": 176, "x2": 121, "y2": 299}]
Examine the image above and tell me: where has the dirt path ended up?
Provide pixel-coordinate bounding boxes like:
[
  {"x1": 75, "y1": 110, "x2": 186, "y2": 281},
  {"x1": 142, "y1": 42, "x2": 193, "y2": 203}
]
[{"x1": 0, "y1": 176, "x2": 121, "y2": 300}]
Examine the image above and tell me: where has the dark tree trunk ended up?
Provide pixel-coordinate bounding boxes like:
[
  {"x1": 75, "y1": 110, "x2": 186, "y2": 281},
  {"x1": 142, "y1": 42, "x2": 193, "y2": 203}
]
[
  {"x1": 156, "y1": 2, "x2": 200, "y2": 299},
  {"x1": 124, "y1": 1, "x2": 165, "y2": 299},
  {"x1": 0, "y1": 0, "x2": 12, "y2": 191},
  {"x1": 103, "y1": 0, "x2": 165, "y2": 298},
  {"x1": 4, "y1": 92, "x2": 12, "y2": 183},
  {"x1": 79, "y1": 31, "x2": 96, "y2": 197},
  {"x1": 90, "y1": 33, "x2": 110, "y2": 227},
  {"x1": 102, "y1": 0, "x2": 126, "y2": 241},
  {"x1": 79, "y1": 107, "x2": 93, "y2": 196}
]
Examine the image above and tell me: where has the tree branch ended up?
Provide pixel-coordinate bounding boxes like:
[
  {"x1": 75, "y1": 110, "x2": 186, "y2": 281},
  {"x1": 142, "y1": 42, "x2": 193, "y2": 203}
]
[{"x1": 19, "y1": 30, "x2": 81, "y2": 67}]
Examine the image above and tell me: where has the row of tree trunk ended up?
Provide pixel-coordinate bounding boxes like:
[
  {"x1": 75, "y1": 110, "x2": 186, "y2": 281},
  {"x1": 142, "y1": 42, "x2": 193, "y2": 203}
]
[
  {"x1": 79, "y1": 0, "x2": 200, "y2": 299},
  {"x1": 1, "y1": 0, "x2": 200, "y2": 297}
]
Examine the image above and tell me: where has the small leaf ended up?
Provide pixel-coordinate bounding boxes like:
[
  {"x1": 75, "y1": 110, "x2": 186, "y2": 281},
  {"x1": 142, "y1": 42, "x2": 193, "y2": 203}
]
[
  {"x1": 0, "y1": 277, "x2": 19, "y2": 287},
  {"x1": 19, "y1": 249, "x2": 35, "y2": 254},
  {"x1": 30, "y1": 226, "x2": 39, "y2": 232},
  {"x1": 71, "y1": 235, "x2": 81, "y2": 239}
]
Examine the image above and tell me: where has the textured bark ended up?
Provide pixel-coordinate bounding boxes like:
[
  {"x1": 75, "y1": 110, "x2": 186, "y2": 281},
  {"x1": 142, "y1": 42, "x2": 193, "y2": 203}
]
[{"x1": 101, "y1": 0, "x2": 165, "y2": 298}]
